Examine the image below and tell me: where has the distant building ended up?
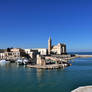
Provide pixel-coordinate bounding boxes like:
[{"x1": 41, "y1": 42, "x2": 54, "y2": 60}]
[
  {"x1": 4, "y1": 51, "x2": 20, "y2": 60},
  {"x1": 10, "y1": 48, "x2": 24, "y2": 52},
  {"x1": 38, "y1": 48, "x2": 47, "y2": 55},
  {"x1": 24, "y1": 49, "x2": 38, "y2": 59},
  {"x1": 31, "y1": 48, "x2": 47, "y2": 56},
  {"x1": 0, "y1": 48, "x2": 26, "y2": 60},
  {"x1": 24, "y1": 49, "x2": 31, "y2": 54},
  {"x1": 0, "y1": 53, "x2": 6, "y2": 59},
  {"x1": 48, "y1": 37, "x2": 66, "y2": 55}
]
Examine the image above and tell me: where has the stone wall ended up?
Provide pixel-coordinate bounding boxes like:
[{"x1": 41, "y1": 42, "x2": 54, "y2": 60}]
[{"x1": 36, "y1": 55, "x2": 46, "y2": 65}]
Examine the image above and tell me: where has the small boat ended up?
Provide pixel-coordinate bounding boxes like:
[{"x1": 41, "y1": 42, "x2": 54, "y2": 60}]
[
  {"x1": 0, "y1": 60, "x2": 10, "y2": 65},
  {"x1": 23, "y1": 59, "x2": 29, "y2": 65},
  {"x1": 16, "y1": 59, "x2": 23, "y2": 65},
  {"x1": 16, "y1": 58, "x2": 29, "y2": 65}
]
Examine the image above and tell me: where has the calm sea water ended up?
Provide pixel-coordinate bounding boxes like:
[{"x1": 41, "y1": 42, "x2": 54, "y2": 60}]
[{"x1": 0, "y1": 53, "x2": 92, "y2": 92}]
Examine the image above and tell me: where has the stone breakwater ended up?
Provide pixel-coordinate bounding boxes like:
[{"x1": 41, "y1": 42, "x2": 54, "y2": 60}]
[
  {"x1": 27, "y1": 55, "x2": 74, "y2": 69},
  {"x1": 72, "y1": 86, "x2": 92, "y2": 92},
  {"x1": 27, "y1": 63, "x2": 70, "y2": 69}
]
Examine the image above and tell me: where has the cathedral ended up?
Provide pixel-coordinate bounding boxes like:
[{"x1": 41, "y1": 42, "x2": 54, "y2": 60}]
[{"x1": 48, "y1": 37, "x2": 66, "y2": 55}]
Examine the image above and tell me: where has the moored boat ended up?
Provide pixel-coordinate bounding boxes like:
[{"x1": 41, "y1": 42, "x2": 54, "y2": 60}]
[
  {"x1": 0, "y1": 60, "x2": 10, "y2": 65},
  {"x1": 16, "y1": 58, "x2": 23, "y2": 65},
  {"x1": 23, "y1": 59, "x2": 29, "y2": 65},
  {"x1": 16, "y1": 58, "x2": 29, "y2": 65}
]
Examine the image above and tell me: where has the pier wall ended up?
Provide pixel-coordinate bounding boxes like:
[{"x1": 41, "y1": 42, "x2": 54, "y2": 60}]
[
  {"x1": 72, "y1": 86, "x2": 92, "y2": 92},
  {"x1": 36, "y1": 55, "x2": 46, "y2": 65}
]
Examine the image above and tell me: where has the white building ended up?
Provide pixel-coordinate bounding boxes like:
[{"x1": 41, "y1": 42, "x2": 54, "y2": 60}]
[
  {"x1": 0, "y1": 53, "x2": 6, "y2": 59},
  {"x1": 24, "y1": 49, "x2": 31, "y2": 54},
  {"x1": 24, "y1": 48, "x2": 47, "y2": 59},
  {"x1": 0, "y1": 48, "x2": 25, "y2": 60},
  {"x1": 32, "y1": 48, "x2": 47, "y2": 55},
  {"x1": 38, "y1": 48, "x2": 47, "y2": 55}
]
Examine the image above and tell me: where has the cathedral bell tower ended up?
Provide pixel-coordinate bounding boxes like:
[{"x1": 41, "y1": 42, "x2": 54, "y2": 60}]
[{"x1": 48, "y1": 37, "x2": 52, "y2": 55}]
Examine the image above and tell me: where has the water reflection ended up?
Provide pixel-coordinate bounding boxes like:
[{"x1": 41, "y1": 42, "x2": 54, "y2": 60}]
[
  {"x1": 0, "y1": 57, "x2": 92, "y2": 92},
  {"x1": 36, "y1": 69, "x2": 45, "y2": 81},
  {"x1": 0, "y1": 61, "x2": 10, "y2": 66}
]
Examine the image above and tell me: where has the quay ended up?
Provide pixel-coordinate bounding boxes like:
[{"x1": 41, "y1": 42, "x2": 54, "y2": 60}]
[
  {"x1": 0, "y1": 37, "x2": 75, "y2": 69},
  {"x1": 72, "y1": 86, "x2": 92, "y2": 92},
  {"x1": 27, "y1": 63, "x2": 70, "y2": 69}
]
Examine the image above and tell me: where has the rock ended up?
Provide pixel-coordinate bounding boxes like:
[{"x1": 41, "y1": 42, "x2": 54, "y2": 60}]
[{"x1": 72, "y1": 86, "x2": 92, "y2": 92}]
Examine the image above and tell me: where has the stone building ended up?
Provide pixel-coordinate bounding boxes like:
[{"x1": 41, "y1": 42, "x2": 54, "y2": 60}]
[
  {"x1": 37, "y1": 48, "x2": 47, "y2": 55},
  {"x1": 31, "y1": 48, "x2": 47, "y2": 56},
  {"x1": 36, "y1": 54, "x2": 46, "y2": 65},
  {"x1": 24, "y1": 49, "x2": 38, "y2": 59},
  {"x1": 0, "y1": 53, "x2": 6, "y2": 59},
  {"x1": 48, "y1": 37, "x2": 66, "y2": 55},
  {"x1": 10, "y1": 48, "x2": 25, "y2": 58},
  {"x1": 4, "y1": 51, "x2": 20, "y2": 60},
  {"x1": 0, "y1": 48, "x2": 26, "y2": 60}
]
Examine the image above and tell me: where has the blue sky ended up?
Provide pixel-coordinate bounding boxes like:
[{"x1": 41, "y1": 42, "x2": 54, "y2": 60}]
[{"x1": 0, "y1": 0, "x2": 92, "y2": 52}]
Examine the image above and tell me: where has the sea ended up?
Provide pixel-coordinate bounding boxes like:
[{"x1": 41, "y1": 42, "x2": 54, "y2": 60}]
[{"x1": 0, "y1": 52, "x2": 92, "y2": 92}]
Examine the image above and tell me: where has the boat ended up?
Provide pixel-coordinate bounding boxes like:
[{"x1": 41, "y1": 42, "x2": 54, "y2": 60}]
[
  {"x1": 23, "y1": 59, "x2": 29, "y2": 65},
  {"x1": 0, "y1": 60, "x2": 10, "y2": 65},
  {"x1": 16, "y1": 58, "x2": 29, "y2": 65},
  {"x1": 16, "y1": 58, "x2": 23, "y2": 65}
]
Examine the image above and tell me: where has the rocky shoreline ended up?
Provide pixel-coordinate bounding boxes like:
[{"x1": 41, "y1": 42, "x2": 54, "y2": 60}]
[{"x1": 72, "y1": 86, "x2": 92, "y2": 92}]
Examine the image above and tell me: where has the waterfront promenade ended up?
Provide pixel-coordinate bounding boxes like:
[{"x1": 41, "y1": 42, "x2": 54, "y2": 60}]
[{"x1": 27, "y1": 63, "x2": 70, "y2": 69}]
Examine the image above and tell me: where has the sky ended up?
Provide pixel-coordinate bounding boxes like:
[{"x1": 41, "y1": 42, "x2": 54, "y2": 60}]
[{"x1": 0, "y1": 0, "x2": 92, "y2": 52}]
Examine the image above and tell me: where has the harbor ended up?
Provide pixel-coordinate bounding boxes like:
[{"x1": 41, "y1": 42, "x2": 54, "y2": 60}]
[
  {"x1": 0, "y1": 56, "x2": 92, "y2": 92},
  {"x1": 0, "y1": 37, "x2": 75, "y2": 69},
  {"x1": 0, "y1": 37, "x2": 92, "y2": 92},
  {"x1": 27, "y1": 63, "x2": 70, "y2": 69}
]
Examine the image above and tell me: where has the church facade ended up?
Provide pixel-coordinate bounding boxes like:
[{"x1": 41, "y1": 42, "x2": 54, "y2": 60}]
[{"x1": 48, "y1": 37, "x2": 66, "y2": 55}]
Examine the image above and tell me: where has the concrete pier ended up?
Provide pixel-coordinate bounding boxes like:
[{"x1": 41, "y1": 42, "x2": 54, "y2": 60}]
[
  {"x1": 72, "y1": 86, "x2": 92, "y2": 92},
  {"x1": 27, "y1": 63, "x2": 70, "y2": 69}
]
